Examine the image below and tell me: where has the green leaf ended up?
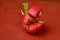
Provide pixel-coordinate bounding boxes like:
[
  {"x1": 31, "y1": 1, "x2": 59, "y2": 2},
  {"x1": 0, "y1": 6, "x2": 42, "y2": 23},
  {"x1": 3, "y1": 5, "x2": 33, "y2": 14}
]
[
  {"x1": 23, "y1": 2, "x2": 28, "y2": 12},
  {"x1": 46, "y1": 0, "x2": 52, "y2": 2}
]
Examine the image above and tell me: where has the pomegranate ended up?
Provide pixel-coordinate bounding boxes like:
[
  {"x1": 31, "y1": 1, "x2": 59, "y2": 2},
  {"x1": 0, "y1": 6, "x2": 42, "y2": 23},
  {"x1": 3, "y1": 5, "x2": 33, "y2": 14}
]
[{"x1": 22, "y1": 7, "x2": 44, "y2": 33}]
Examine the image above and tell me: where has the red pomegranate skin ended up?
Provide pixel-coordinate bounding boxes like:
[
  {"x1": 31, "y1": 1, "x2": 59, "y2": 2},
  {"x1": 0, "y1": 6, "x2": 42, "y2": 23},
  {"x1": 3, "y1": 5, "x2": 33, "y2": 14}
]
[
  {"x1": 28, "y1": 7, "x2": 41, "y2": 17},
  {"x1": 27, "y1": 23, "x2": 44, "y2": 33}
]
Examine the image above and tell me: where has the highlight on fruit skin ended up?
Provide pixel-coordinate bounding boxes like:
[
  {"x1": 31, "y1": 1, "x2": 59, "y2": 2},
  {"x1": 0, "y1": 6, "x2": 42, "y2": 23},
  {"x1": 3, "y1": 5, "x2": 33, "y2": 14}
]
[
  {"x1": 23, "y1": 13, "x2": 30, "y2": 25},
  {"x1": 22, "y1": 6, "x2": 44, "y2": 33}
]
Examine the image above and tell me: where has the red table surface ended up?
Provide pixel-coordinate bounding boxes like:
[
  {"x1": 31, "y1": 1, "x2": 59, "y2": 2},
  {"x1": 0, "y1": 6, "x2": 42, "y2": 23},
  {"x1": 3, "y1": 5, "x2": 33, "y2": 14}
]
[{"x1": 0, "y1": 0, "x2": 60, "y2": 40}]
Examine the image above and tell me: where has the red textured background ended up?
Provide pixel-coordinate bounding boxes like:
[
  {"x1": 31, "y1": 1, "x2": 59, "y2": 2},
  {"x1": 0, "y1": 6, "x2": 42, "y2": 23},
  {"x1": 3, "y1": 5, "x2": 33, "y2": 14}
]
[{"x1": 0, "y1": 0, "x2": 60, "y2": 40}]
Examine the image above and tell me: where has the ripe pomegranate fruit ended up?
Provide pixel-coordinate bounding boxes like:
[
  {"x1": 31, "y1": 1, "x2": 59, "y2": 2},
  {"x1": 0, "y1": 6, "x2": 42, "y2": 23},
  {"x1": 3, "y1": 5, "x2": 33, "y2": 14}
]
[{"x1": 22, "y1": 7, "x2": 44, "y2": 33}]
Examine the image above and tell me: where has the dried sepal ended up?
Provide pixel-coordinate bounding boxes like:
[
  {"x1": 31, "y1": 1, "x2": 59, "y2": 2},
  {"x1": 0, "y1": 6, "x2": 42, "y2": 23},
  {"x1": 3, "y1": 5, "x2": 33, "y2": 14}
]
[{"x1": 21, "y1": 10, "x2": 25, "y2": 15}]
